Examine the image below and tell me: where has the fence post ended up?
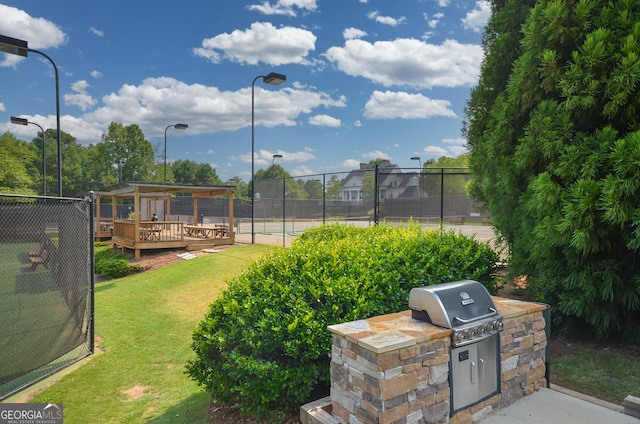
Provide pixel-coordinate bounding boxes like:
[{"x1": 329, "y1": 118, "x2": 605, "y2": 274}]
[
  {"x1": 282, "y1": 177, "x2": 286, "y2": 246},
  {"x1": 322, "y1": 173, "x2": 326, "y2": 225},
  {"x1": 89, "y1": 191, "x2": 96, "y2": 355},
  {"x1": 374, "y1": 164, "x2": 379, "y2": 225},
  {"x1": 440, "y1": 168, "x2": 445, "y2": 225}
]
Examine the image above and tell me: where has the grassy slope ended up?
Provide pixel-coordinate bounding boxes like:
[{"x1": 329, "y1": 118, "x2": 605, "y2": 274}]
[{"x1": 32, "y1": 245, "x2": 271, "y2": 424}]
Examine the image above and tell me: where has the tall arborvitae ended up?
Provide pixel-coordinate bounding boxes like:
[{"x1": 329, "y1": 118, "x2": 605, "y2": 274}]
[{"x1": 465, "y1": 0, "x2": 640, "y2": 339}]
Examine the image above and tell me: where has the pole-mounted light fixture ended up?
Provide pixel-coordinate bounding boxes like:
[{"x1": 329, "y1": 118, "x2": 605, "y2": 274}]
[
  {"x1": 272, "y1": 154, "x2": 283, "y2": 166},
  {"x1": 1, "y1": 34, "x2": 62, "y2": 196},
  {"x1": 251, "y1": 72, "x2": 287, "y2": 244},
  {"x1": 164, "y1": 123, "x2": 188, "y2": 183},
  {"x1": 11, "y1": 116, "x2": 46, "y2": 196}
]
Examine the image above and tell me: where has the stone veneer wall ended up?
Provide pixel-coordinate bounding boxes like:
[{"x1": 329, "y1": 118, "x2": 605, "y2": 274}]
[{"x1": 327, "y1": 298, "x2": 547, "y2": 424}]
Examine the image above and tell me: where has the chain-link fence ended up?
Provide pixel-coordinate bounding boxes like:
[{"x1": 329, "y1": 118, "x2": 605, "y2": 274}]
[
  {"x1": 89, "y1": 169, "x2": 495, "y2": 248},
  {"x1": 0, "y1": 194, "x2": 94, "y2": 400},
  {"x1": 244, "y1": 168, "x2": 496, "y2": 247},
  {"x1": 251, "y1": 171, "x2": 375, "y2": 239}
]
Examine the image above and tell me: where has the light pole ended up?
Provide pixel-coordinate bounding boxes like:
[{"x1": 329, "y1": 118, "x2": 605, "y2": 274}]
[
  {"x1": 11, "y1": 116, "x2": 46, "y2": 196},
  {"x1": 118, "y1": 159, "x2": 126, "y2": 183},
  {"x1": 1, "y1": 34, "x2": 62, "y2": 197},
  {"x1": 251, "y1": 72, "x2": 286, "y2": 244},
  {"x1": 272, "y1": 154, "x2": 283, "y2": 166},
  {"x1": 164, "y1": 123, "x2": 188, "y2": 183},
  {"x1": 410, "y1": 156, "x2": 422, "y2": 220}
]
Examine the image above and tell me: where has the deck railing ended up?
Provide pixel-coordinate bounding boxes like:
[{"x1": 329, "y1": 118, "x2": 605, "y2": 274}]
[{"x1": 114, "y1": 220, "x2": 185, "y2": 242}]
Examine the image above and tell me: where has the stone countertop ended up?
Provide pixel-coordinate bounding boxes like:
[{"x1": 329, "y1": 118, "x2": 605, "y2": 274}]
[
  {"x1": 492, "y1": 297, "x2": 547, "y2": 319},
  {"x1": 327, "y1": 298, "x2": 548, "y2": 355}
]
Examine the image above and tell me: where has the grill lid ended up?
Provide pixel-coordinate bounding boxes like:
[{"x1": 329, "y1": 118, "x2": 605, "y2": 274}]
[{"x1": 409, "y1": 280, "x2": 498, "y2": 328}]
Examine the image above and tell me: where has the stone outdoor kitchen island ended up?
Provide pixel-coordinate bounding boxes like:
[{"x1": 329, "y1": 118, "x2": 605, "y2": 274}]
[{"x1": 314, "y1": 298, "x2": 547, "y2": 424}]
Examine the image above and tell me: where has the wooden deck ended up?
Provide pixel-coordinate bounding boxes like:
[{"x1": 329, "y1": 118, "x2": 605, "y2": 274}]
[
  {"x1": 95, "y1": 182, "x2": 236, "y2": 259},
  {"x1": 112, "y1": 220, "x2": 234, "y2": 258},
  {"x1": 95, "y1": 219, "x2": 114, "y2": 240}
]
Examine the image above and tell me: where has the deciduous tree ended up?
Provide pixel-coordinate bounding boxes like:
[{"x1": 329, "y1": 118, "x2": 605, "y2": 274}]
[{"x1": 0, "y1": 132, "x2": 37, "y2": 194}]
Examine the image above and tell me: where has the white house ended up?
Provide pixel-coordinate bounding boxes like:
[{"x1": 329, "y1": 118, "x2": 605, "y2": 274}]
[{"x1": 340, "y1": 161, "x2": 428, "y2": 202}]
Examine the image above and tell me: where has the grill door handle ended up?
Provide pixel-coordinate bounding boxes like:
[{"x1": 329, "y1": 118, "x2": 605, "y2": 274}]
[
  {"x1": 471, "y1": 361, "x2": 476, "y2": 385},
  {"x1": 479, "y1": 358, "x2": 485, "y2": 380},
  {"x1": 454, "y1": 307, "x2": 497, "y2": 324}
]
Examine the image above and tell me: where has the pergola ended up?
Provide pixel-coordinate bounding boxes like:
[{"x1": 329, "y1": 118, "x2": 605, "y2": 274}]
[{"x1": 94, "y1": 182, "x2": 236, "y2": 259}]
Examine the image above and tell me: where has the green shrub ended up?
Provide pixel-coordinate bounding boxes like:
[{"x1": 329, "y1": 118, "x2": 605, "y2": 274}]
[
  {"x1": 187, "y1": 223, "x2": 500, "y2": 419},
  {"x1": 94, "y1": 243, "x2": 142, "y2": 279}
]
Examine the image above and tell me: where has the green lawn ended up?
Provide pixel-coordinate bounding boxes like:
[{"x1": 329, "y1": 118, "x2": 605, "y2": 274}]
[
  {"x1": 551, "y1": 342, "x2": 640, "y2": 404},
  {"x1": 29, "y1": 244, "x2": 271, "y2": 424}
]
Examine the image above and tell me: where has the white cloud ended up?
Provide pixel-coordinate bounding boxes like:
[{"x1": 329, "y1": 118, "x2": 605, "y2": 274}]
[
  {"x1": 353, "y1": 120, "x2": 362, "y2": 127},
  {"x1": 309, "y1": 114, "x2": 341, "y2": 127},
  {"x1": 462, "y1": 1, "x2": 491, "y2": 33},
  {"x1": 325, "y1": 38, "x2": 483, "y2": 88},
  {"x1": 90, "y1": 70, "x2": 103, "y2": 78},
  {"x1": 64, "y1": 80, "x2": 97, "y2": 111},
  {"x1": 443, "y1": 138, "x2": 469, "y2": 156},
  {"x1": 423, "y1": 145, "x2": 448, "y2": 156},
  {"x1": 291, "y1": 165, "x2": 315, "y2": 176},
  {"x1": 247, "y1": 0, "x2": 317, "y2": 16},
  {"x1": 339, "y1": 159, "x2": 362, "y2": 169},
  {"x1": 443, "y1": 137, "x2": 466, "y2": 145},
  {"x1": 0, "y1": 5, "x2": 67, "y2": 67},
  {"x1": 66, "y1": 77, "x2": 344, "y2": 145},
  {"x1": 241, "y1": 148, "x2": 316, "y2": 166},
  {"x1": 0, "y1": 102, "x2": 5, "y2": 112},
  {"x1": 449, "y1": 144, "x2": 469, "y2": 156},
  {"x1": 436, "y1": 0, "x2": 450, "y2": 6},
  {"x1": 363, "y1": 150, "x2": 391, "y2": 161},
  {"x1": 343, "y1": 27, "x2": 367, "y2": 40},
  {"x1": 90, "y1": 27, "x2": 104, "y2": 37},
  {"x1": 193, "y1": 22, "x2": 316, "y2": 66},
  {"x1": 363, "y1": 91, "x2": 457, "y2": 120},
  {"x1": 425, "y1": 12, "x2": 444, "y2": 29},
  {"x1": 367, "y1": 11, "x2": 406, "y2": 27}
]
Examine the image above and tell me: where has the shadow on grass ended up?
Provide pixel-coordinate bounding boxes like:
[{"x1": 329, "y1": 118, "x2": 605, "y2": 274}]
[
  {"x1": 94, "y1": 282, "x2": 116, "y2": 293},
  {"x1": 146, "y1": 390, "x2": 211, "y2": 424}
]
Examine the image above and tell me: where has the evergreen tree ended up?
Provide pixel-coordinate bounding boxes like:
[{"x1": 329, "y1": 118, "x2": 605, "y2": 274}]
[{"x1": 465, "y1": 0, "x2": 640, "y2": 339}]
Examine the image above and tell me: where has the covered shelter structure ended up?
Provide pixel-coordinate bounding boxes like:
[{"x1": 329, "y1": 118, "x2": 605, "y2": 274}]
[{"x1": 94, "y1": 182, "x2": 235, "y2": 259}]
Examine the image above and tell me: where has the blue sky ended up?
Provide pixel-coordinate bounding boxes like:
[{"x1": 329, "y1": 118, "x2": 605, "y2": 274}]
[{"x1": 0, "y1": 0, "x2": 490, "y2": 181}]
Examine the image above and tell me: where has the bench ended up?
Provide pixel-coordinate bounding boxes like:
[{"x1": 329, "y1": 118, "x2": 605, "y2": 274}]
[
  {"x1": 449, "y1": 216, "x2": 465, "y2": 225},
  {"x1": 29, "y1": 249, "x2": 49, "y2": 271}
]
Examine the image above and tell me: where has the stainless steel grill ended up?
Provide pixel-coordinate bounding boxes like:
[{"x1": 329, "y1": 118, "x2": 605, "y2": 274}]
[
  {"x1": 409, "y1": 280, "x2": 503, "y2": 413},
  {"x1": 409, "y1": 279, "x2": 503, "y2": 347}
]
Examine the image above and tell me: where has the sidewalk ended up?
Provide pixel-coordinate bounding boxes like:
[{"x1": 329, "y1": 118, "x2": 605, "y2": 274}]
[{"x1": 479, "y1": 387, "x2": 640, "y2": 424}]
